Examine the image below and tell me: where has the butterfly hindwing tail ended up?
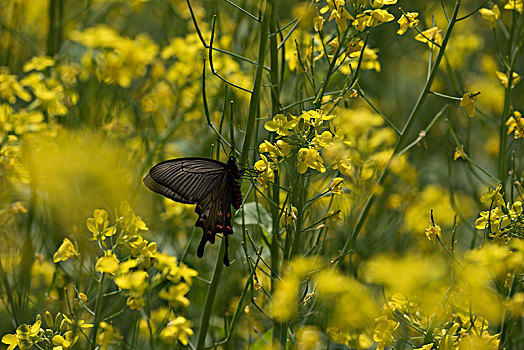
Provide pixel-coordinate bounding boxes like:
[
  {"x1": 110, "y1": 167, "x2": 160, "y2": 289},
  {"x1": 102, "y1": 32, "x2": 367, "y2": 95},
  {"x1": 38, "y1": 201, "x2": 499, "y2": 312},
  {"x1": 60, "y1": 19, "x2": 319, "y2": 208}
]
[{"x1": 194, "y1": 174, "x2": 234, "y2": 265}]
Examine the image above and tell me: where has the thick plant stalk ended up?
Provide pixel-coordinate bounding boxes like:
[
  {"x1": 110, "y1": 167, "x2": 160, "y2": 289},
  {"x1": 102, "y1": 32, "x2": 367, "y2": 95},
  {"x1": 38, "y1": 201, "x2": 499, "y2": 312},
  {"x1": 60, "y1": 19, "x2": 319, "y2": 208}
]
[
  {"x1": 240, "y1": 0, "x2": 273, "y2": 165},
  {"x1": 195, "y1": 239, "x2": 226, "y2": 349},
  {"x1": 89, "y1": 273, "x2": 105, "y2": 350},
  {"x1": 267, "y1": 0, "x2": 284, "y2": 347},
  {"x1": 197, "y1": 0, "x2": 273, "y2": 347}
]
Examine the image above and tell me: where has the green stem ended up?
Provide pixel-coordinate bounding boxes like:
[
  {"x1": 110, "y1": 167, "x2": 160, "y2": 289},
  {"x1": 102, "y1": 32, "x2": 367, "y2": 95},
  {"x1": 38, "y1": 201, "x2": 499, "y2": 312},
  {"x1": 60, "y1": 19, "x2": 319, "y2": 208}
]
[
  {"x1": 240, "y1": 0, "x2": 273, "y2": 164},
  {"x1": 89, "y1": 273, "x2": 105, "y2": 350},
  {"x1": 291, "y1": 174, "x2": 306, "y2": 256},
  {"x1": 47, "y1": 0, "x2": 59, "y2": 56},
  {"x1": 498, "y1": 9, "x2": 517, "y2": 193},
  {"x1": 338, "y1": 0, "x2": 463, "y2": 260},
  {"x1": 267, "y1": 1, "x2": 284, "y2": 347},
  {"x1": 312, "y1": 27, "x2": 350, "y2": 109},
  {"x1": 195, "y1": 239, "x2": 226, "y2": 350}
]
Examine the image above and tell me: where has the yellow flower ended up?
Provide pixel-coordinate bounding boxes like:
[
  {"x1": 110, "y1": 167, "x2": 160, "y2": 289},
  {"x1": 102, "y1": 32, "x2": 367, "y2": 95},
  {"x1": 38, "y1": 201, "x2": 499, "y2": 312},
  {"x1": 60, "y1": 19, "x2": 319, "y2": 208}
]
[
  {"x1": 453, "y1": 145, "x2": 465, "y2": 160},
  {"x1": 12, "y1": 320, "x2": 41, "y2": 348},
  {"x1": 276, "y1": 140, "x2": 293, "y2": 158},
  {"x1": 154, "y1": 252, "x2": 178, "y2": 274},
  {"x1": 370, "y1": 9, "x2": 395, "y2": 25},
  {"x1": 300, "y1": 109, "x2": 335, "y2": 128},
  {"x1": 254, "y1": 154, "x2": 276, "y2": 187},
  {"x1": 352, "y1": 9, "x2": 394, "y2": 31},
  {"x1": 326, "y1": 0, "x2": 353, "y2": 32},
  {"x1": 480, "y1": 184, "x2": 504, "y2": 206},
  {"x1": 328, "y1": 177, "x2": 345, "y2": 195},
  {"x1": 71, "y1": 25, "x2": 158, "y2": 88},
  {"x1": 425, "y1": 222, "x2": 442, "y2": 241},
  {"x1": 504, "y1": 0, "x2": 523, "y2": 13},
  {"x1": 397, "y1": 12, "x2": 419, "y2": 35},
  {"x1": 312, "y1": 131, "x2": 334, "y2": 149},
  {"x1": 496, "y1": 70, "x2": 520, "y2": 88},
  {"x1": 264, "y1": 113, "x2": 298, "y2": 136},
  {"x1": 314, "y1": 15, "x2": 325, "y2": 32},
  {"x1": 475, "y1": 199, "x2": 522, "y2": 237},
  {"x1": 272, "y1": 278, "x2": 299, "y2": 321},
  {"x1": 87, "y1": 209, "x2": 116, "y2": 241},
  {"x1": 415, "y1": 27, "x2": 443, "y2": 49},
  {"x1": 505, "y1": 292, "x2": 524, "y2": 317},
  {"x1": 53, "y1": 238, "x2": 80, "y2": 263},
  {"x1": 457, "y1": 333, "x2": 500, "y2": 349},
  {"x1": 95, "y1": 251, "x2": 120, "y2": 275},
  {"x1": 118, "y1": 258, "x2": 139, "y2": 275},
  {"x1": 296, "y1": 326, "x2": 322, "y2": 349},
  {"x1": 158, "y1": 283, "x2": 191, "y2": 308},
  {"x1": 118, "y1": 200, "x2": 148, "y2": 232},
  {"x1": 52, "y1": 331, "x2": 79, "y2": 349},
  {"x1": 371, "y1": 0, "x2": 397, "y2": 8},
  {"x1": 479, "y1": 6, "x2": 500, "y2": 28},
  {"x1": 0, "y1": 70, "x2": 32, "y2": 103},
  {"x1": 159, "y1": 316, "x2": 194, "y2": 346},
  {"x1": 1, "y1": 333, "x2": 19, "y2": 350},
  {"x1": 297, "y1": 147, "x2": 326, "y2": 174},
  {"x1": 33, "y1": 82, "x2": 69, "y2": 116},
  {"x1": 0, "y1": 106, "x2": 45, "y2": 135},
  {"x1": 329, "y1": 7, "x2": 352, "y2": 32},
  {"x1": 459, "y1": 92, "x2": 478, "y2": 117},
  {"x1": 259, "y1": 140, "x2": 292, "y2": 160},
  {"x1": 506, "y1": 111, "x2": 524, "y2": 139},
  {"x1": 97, "y1": 322, "x2": 120, "y2": 350},
  {"x1": 114, "y1": 270, "x2": 149, "y2": 293},
  {"x1": 23, "y1": 56, "x2": 55, "y2": 72},
  {"x1": 177, "y1": 263, "x2": 198, "y2": 285},
  {"x1": 79, "y1": 292, "x2": 87, "y2": 303},
  {"x1": 373, "y1": 315, "x2": 399, "y2": 349}
]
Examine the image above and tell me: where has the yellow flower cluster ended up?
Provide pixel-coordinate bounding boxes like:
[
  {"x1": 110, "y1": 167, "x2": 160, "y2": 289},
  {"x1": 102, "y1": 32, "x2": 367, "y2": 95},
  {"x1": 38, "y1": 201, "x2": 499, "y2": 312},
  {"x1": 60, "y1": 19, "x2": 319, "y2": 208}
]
[
  {"x1": 272, "y1": 258, "x2": 377, "y2": 346},
  {"x1": 256, "y1": 109, "x2": 338, "y2": 187},
  {"x1": 506, "y1": 110, "x2": 524, "y2": 139},
  {"x1": 51, "y1": 201, "x2": 197, "y2": 346},
  {"x1": 1, "y1": 312, "x2": 93, "y2": 350},
  {"x1": 362, "y1": 242, "x2": 524, "y2": 349},
  {"x1": 71, "y1": 25, "x2": 158, "y2": 88},
  {"x1": 317, "y1": 0, "x2": 396, "y2": 33},
  {"x1": 0, "y1": 58, "x2": 79, "y2": 186},
  {"x1": 475, "y1": 199, "x2": 523, "y2": 240}
]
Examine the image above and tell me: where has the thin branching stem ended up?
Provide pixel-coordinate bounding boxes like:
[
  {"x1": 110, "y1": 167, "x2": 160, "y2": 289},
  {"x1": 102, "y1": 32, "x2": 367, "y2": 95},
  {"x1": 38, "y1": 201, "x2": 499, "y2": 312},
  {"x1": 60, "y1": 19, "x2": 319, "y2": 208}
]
[{"x1": 338, "y1": 0, "x2": 464, "y2": 261}]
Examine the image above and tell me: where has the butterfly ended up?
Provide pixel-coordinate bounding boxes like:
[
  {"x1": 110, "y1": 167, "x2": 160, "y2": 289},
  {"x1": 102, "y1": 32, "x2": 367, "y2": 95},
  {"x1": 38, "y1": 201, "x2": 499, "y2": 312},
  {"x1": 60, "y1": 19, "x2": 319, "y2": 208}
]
[{"x1": 143, "y1": 156, "x2": 243, "y2": 266}]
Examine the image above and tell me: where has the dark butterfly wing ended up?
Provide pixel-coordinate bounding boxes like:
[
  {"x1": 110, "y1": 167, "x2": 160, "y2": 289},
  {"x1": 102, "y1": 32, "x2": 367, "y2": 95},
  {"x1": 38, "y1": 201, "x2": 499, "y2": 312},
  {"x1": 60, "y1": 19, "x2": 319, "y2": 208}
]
[
  {"x1": 145, "y1": 158, "x2": 229, "y2": 203},
  {"x1": 195, "y1": 175, "x2": 236, "y2": 266},
  {"x1": 143, "y1": 174, "x2": 196, "y2": 204},
  {"x1": 143, "y1": 157, "x2": 242, "y2": 266}
]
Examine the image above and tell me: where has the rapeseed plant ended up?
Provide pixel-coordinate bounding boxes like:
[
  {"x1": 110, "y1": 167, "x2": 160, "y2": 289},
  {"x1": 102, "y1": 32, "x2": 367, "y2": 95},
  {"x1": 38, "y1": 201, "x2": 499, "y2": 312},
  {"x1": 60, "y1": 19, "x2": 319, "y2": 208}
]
[{"x1": 1, "y1": 0, "x2": 524, "y2": 349}]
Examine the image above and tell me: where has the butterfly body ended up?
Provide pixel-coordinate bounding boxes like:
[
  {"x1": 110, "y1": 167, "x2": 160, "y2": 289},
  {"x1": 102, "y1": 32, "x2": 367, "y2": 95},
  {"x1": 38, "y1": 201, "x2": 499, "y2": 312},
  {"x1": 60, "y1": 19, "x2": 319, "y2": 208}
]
[{"x1": 143, "y1": 156, "x2": 242, "y2": 265}]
